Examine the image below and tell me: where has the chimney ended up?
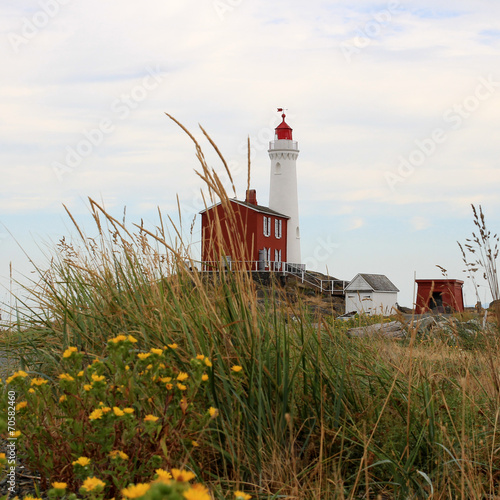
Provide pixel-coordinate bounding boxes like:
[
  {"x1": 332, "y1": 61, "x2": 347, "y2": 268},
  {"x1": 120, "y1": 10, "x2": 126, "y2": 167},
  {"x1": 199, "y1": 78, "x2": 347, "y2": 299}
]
[{"x1": 245, "y1": 189, "x2": 257, "y2": 206}]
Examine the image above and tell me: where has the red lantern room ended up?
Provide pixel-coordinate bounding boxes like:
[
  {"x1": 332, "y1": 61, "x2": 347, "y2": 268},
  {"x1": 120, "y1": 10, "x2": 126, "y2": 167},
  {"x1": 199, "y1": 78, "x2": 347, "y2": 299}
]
[{"x1": 274, "y1": 112, "x2": 293, "y2": 140}]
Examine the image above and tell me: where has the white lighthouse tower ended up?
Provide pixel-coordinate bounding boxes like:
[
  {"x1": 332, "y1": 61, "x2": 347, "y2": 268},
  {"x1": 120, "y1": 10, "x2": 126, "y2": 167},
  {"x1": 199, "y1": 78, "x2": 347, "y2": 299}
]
[{"x1": 268, "y1": 109, "x2": 301, "y2": 265}]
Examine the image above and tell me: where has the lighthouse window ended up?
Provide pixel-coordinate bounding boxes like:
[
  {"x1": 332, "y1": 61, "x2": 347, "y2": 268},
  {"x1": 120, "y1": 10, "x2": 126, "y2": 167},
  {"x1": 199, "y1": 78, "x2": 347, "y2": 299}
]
[
  {"x1": 275, "y1": 162, "x2": 282, "y2": 175},
  {"x1": 296, "y1": 226, "x2": 300, "y2": 238},
  {"x1": 275, "y1": 219, "x2": 282, "y2": 239}
]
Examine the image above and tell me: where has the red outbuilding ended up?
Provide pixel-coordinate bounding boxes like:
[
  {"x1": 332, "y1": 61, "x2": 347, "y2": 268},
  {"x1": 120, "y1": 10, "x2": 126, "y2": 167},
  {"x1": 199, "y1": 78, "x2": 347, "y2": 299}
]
[
  {"x1": 415, "y1": 279, "x2": 464, "y2": 313},
  {"x1": 200, "y1": 189, "x2": 289, "y2": 271}
]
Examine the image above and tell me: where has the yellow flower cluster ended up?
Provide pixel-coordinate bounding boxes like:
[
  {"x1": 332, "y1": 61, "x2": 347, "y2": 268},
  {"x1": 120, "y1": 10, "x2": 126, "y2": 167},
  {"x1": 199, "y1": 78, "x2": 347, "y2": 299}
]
[
  {"x1": 109, "y1": 334, "x2": 138, "y2": 344},
  {"x1": 144, "y1": 414, "x2": 159, "y2": 423},
  {"x1": 234, "y1": 491, "x2": 252, "y2": 500},
  {"x1": 30, "y1": 378, "x2": 48, "y2": 386},
  {"x1": 109, "y1": 450, "x2": 129, "y2": 460},
  {"x1": 63, "y1": 346, "x2": 78, "y2": 358},
  {"x1": 58, "y1": 373, "x2": 75, "y2": 382},
  {"x1": 183, "y1": 484, "x2": 211, "y2": 500},
  {"x1": 72, "y1": 456, "x2": 91, "y2": 467},
  {"x1": 81, "y1": 476, "x2": 105, "y2": 492},
  {"x1": 89, "y1": 409, "x2": 103, "y2": 420},
  {"x1": 16, "y1": 401, "x2": 27, "y2": 410},
  {"x1": 231, "y1": 365, "x2": 243, "y2": 373},
  {"x1": 150, "y1": 348, "x2": 163, "y2": 355},
  {"x1": 122, "y1": 483, "x2": 150, "y2": 499},
  {"x1": 195, "y1": 354, "x2": 212, "y2": 367},
  {"x1": 6, "y1": 370, "x2": 28, "y2": 384},
  {"x1": 155, "y1": 468, "x2": 172, "y2": 482},
  {"x1": 171, "y1": 468, "x2": 196, "y2": 482}
]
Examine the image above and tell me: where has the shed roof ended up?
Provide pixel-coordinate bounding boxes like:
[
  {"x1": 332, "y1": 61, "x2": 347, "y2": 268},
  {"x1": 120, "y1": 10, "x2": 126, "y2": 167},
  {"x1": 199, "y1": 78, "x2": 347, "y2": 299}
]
[{"x1": 346, "y1": 273, "x2": 399, "y2": 293}]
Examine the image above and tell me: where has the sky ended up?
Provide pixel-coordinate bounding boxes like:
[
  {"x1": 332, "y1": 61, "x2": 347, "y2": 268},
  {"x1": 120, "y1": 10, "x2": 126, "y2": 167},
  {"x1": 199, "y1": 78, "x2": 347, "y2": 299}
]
[{"x1": 1, "y1": 0, "x2": 500, "y2": 316}]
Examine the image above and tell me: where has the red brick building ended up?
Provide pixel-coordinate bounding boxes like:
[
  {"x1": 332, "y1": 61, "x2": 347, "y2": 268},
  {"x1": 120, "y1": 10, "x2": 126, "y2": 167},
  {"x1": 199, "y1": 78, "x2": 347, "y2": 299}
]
[{"x1": 200, "y1": 189, "x2": 289, "y2": 271}]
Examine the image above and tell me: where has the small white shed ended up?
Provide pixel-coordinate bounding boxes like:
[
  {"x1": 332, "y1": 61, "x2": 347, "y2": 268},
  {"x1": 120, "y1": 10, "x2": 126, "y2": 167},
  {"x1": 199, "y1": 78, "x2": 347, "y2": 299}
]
[{"x1": 345, "y1": 273, "x2": 399, "y2": 316}]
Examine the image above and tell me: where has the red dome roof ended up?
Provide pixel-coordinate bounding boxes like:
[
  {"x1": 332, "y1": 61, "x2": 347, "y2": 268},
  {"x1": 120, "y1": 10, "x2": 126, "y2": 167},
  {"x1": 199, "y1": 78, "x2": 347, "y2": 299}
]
[{"x1": 275, "y1": 113, "x2": 293, "y2": 140}]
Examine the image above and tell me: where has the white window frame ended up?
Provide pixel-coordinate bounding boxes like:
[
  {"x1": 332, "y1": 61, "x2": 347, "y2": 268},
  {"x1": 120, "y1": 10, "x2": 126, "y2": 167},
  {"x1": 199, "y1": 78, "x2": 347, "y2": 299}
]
[
  {"x1": 263, "y1": 216, "x2": 271, "y2": 237},
  {"x1": 275, "y1": 219, "x2": 282, "y2": 239}
]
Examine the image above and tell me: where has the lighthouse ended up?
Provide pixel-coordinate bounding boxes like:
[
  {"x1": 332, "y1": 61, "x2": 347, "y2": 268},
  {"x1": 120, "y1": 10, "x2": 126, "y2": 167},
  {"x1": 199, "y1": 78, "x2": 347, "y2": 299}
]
[{"x1": 268, "y1": 109, "x2": 301, "y2": 265}]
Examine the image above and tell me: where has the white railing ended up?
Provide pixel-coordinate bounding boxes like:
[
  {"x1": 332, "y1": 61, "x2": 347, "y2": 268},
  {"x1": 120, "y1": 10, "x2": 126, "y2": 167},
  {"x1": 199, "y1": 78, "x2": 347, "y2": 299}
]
[
  {"x1": 268, "y1": 140, "x2": 299, "y2": 151},
  {"x1": 319, "y1": 280, "x2": 349, "y2": 293},
  {"x1": 199, "y1": 260, "x2": 305, "y2": 274}
]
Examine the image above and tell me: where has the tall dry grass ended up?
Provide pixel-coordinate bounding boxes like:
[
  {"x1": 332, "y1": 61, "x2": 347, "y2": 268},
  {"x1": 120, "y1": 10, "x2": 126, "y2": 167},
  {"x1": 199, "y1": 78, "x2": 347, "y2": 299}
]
[{"x1": 1, "y1": 118, "x2": 500, "y2": 498}]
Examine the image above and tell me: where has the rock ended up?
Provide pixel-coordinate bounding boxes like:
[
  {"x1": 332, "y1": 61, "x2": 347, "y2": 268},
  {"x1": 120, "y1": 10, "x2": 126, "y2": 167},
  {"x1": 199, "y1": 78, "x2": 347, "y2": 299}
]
[{"x1": 347, "y1": 321, "x2": 406, "y2": 339}]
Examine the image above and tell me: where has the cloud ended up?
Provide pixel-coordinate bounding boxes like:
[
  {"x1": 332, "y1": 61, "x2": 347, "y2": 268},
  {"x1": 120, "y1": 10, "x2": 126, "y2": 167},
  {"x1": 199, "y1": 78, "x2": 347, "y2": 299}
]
[{"x1": 411, "y1": 216, "x2": 431, "y2": 231}]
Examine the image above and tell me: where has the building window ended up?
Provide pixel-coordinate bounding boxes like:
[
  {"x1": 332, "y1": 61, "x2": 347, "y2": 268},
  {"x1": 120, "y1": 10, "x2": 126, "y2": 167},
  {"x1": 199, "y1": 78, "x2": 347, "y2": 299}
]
[
  {"x1": 275, "y1": 219, "x2": 282, "y2": 239},
  {"x1": 275, "y1": 162, "x2": 282, "y2": 175},
  {"x1": 263, "y1": 216, "x2": 271, "y2": 237}
]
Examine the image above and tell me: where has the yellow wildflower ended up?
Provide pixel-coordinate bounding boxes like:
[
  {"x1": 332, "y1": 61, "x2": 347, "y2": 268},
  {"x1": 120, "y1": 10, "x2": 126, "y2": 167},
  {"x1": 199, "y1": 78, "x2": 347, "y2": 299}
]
[
  {"x1": 167, "y1": 343, "x2": 178, "y2": 350},
  {"x1": 191, "y1": 440, "x2": 199, "y2": 447},
  {"x1": 171, "y1": 468, "x2": 196, "y2": 482},
  {"x1": 201, "y1": 374, "x2": 209, "y2": 382},
  {"x1": 125, "y1": 365, "x2": 130, "y2": 371},
  {"x1": 10, "y1": 430, "x2": 21, "y2": 438},
  {"x1": 51, "y1": 482, "x2": 67, "y2": 490},
  {"x1": 144, "y1": 414, "x2": 159, "y2": 423},
  {"x1": 59, "y1": 395, "x2": 67, "y2": 403},
  {"x1": 89, "y1": 409, "x2": 103, "y2": 420},
  {"x1": 231, "y1": 365, "x2": 243, "y2": 373},
  {"x1": 16, "y1": 401, "x2": 27, "y2": 410},
  {"x1": 109, "y1": 450, "x2": 129, "y2": 460},
  {"x1": 177, "y1": 383, "x2": 187, "y2": 391},
  {"x1": 123, "y1": 407, "x2": 135, "y2": 414},
  {"x1": 81, "y1": 477, "x2": 105, "y2": 492},
  {"x1": 113, "y1": 407, "x2": 124, "y2": 417},
  {"x1": 183, "y1": 484, "x2": 210, "y2": 500},
  {"x1": 122, "y1": 483, "x2": 150, "y2": 499},
  {"x1": 196, "y1": 354, "x2": 205, "y2": 361},
  {"x1": 128, "y1": 335, "x2": 138, "y2": 343},
  {"x1": 91, "y1": 374, "x2": 105, "y2": 382},
  {"x1": 158, "y1": 376, "x2": 172, "y2": 383},
  {"x1": 165, "y1": 383, "x2": 173, "y2": 390},
  {"x1": 58, "y1": 373, "x2": 75, "y2": 382},
  {"x1": 83, "y1": 384, "x2": 92, "y2": 391},
  {"x1": 77, "y1": 371, "x2": 84, "y2": 377},
  {"x1": 234, "y1": 491, "x2": 252, "y2": 500},
  {"x1": 109, "y1": 334, "x2": 127, "y2": 344},
  {"x1": 137, "y1": 353, "x2": 151, "y2": 360},
  {"x1": 62, "y1": 347, "x2": 78, "y2": 358},
  {"x1": 31, "y1": 378, "x2": 48, "y2": 386},
  {"x1": 150, "y1": 348, "x2": 163, "y2": 355},
  {"x1": 28, "y1": 388, "x2": 35, "y2": 394},
  {"x1": 204, "y1": 358, "x2": 212, "y2": 367},
  {"x1": 177, "y1": 372, "x2": 189, "y2": 382},
  {"x1": 209, "y1": 407, "x2": 218, "y2": 418},
  {"x1": 155, "y1": 468, "x2": 172, "y2": 482},
  {"x1": 12, "y1": 370, "x2": 28, "y2": 379},
  {"x1": 101, "y1": 406, "x2": 111, "y2": 414},
  {"x1": 72, "y1": 457, "x2": 91, "y2": 467}
]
